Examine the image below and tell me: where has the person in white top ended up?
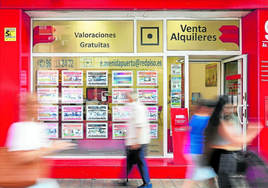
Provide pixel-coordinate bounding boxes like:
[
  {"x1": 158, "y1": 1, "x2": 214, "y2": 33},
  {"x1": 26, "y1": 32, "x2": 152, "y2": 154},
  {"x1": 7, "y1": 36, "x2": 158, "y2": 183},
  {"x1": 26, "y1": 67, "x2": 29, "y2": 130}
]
[
  {"x1": 6, "y1": 92, "x2": 75, "y2": 188},
  {"x1": 124, "y1": 92, "x2": 152, "y2": 188}
]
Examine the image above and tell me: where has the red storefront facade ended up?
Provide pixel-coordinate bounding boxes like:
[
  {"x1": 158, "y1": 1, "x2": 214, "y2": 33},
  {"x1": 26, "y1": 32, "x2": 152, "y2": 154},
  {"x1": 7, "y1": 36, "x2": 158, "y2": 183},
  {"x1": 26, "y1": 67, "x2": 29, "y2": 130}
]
[{"x1": 1, "y1": 0, "x2": 268, "y2": 179}]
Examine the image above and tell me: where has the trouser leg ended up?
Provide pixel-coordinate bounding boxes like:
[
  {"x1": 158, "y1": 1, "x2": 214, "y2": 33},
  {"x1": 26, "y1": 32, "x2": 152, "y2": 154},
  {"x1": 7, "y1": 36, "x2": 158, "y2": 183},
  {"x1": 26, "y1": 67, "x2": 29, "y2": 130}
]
[
  {"x1": 126, "y1": 147, "x2": 135, "y2": 175},
  {"x1": 217, "y1": 152, "x2": 236, "y2": 188},
  {"x1": 136, "y1": 145, "x2": 150, "y2": 185}
]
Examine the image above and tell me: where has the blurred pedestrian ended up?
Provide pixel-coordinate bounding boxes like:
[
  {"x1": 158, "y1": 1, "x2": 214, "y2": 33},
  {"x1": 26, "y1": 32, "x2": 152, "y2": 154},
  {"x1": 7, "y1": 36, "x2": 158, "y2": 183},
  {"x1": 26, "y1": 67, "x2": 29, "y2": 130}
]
[
  {"x1": 182, "y1": 99, "x2": 217, "y2": 188},
  {"x1": 4, "y1": 92, "x2": 75, "y2": 188},
  {"x1": 204, "y1": 95, "x2": 261, "y2": 188},
  {"x1": 124, "y1": 91, "x2": 152, "y2": 188}
]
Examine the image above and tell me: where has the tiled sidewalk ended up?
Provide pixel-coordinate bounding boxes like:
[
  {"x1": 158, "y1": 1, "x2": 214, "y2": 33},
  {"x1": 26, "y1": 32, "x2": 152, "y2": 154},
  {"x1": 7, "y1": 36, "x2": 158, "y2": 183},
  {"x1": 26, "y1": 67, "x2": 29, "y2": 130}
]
[
  {"x1": 57, "y1": 178, "x2": 250, "y2": 188},
  {"x1": 57, "y1": 179, "x2": 209, "y2": 188}
]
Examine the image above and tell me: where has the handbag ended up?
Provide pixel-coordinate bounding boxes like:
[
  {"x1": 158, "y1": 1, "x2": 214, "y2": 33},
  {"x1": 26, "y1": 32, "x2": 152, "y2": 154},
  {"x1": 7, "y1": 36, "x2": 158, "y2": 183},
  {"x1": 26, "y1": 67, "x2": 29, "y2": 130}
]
[{"x1": 0, "y1": 147, "x2": 48, "y2": 188}]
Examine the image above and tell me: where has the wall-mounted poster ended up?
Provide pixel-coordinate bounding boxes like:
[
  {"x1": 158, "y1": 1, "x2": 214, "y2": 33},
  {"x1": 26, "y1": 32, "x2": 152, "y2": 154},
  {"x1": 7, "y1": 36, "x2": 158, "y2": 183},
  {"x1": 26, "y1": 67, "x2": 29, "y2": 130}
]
[
  {"x1": 147, "y1": 106, "x2": 158, "y2": 122},
  {"x1": 37, "y1": 88, "x2": 58, "y2": 103},
  {"x1": 113, "y1": 124, "x2": 129, "y2": 139},
  {"x1": 86, "y1": 70, "x2": 108, "y2": 86},
  {"x1": 62, "y1": 88, "x2": 83, "y2": 104},
  {"x1": 86, "y1": 123, "x2": 108, "y2": 139},
  {"x1": 62, "y1": 70, "x2": 83, "y2": 86},
  {"x1": 137, "y1": 89, "x2": 158, "y2": 104},
  {"x1": 37, "y1": 70, "x2": 58, "y2": 86},
  {"x1": 112, "y1": 88, "x2": 133, "y2": 104},
  {"x1": 112, "y1": 71, "x2": 133, "y2": 86},
  {"x1": 150, "y1": 123, "x2": 158, "y2": 139},
  {"x1": 171, "y1": 64, "x2": 181, "y2": 77},
  {"x1": 44, "y1": 123, "x2": 59, "y2": 138},
  {"x1": 205, "y1": 63, "x2": 217, "y2": 87},
  {"x1": 137, "y1": 71, "x2": 158, "y2": 86},
  {"x1": 38, "y1": 105, "x2": 58, "y2": 121},
  {"x1": 112, "y1": 106, "x2": 132, "y2": 122},
  {"x1": 62, "y1": 123, "x2": 83, "y2": 139},
  {"x1": 62, "y1": 105, "x2": 83, "y2": 121},
  {"x1": 171, "y1": 77, "x2": 182, "y2": 92},
  {"x1": 171, "y1": 92, "x2": 181, "y2": 107},
  {"x1": 86, "y1": 105, "x2": 108, "y2": 121}
]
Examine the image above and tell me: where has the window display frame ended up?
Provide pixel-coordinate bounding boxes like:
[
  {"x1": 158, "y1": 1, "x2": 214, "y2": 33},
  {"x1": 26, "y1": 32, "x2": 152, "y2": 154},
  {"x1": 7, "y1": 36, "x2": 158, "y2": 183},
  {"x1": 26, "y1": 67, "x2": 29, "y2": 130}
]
[
  {"x1": 61, "y1": 123, "x2": 84, "y2": 139},
  {"x1": 86, "y1": 105, "x2": 108, "y2": 121},
  {"x1": 44, "y1": 123, "x2": 59, "y2": 139},
  {"x1": 86, "y1": 122, "x2": 108, "y2": 139},
  {"x1": 112, "y1": 106, "x2": 132, "y2": 122},
  {"x1": 37, "y1": 70, "x2": 59, "y2": 86},
  {"x1": 62, "y1": 105, "x2": 84, "y2": 121},
  {"x1": 137, "y1": 88, "x2": 158, "y2": 104},
  {"x1": 62, "y1": 70, "x2": 83, "y2": 86},
  {"x1": 31, "y1": 16, "x2": 242, "y2": 158},
  {"x1": 137, "y1": 71, "x2": 158, "y2": 86},
  {"x1": 112, "y1": 70, "x2": 133, "y2": 86},
  {"x1": 38, "y1": 105, "x2": 59, "y2": 121},
  {"x1": 86, "y1": 70, "x2": 108, "y2": 87}
]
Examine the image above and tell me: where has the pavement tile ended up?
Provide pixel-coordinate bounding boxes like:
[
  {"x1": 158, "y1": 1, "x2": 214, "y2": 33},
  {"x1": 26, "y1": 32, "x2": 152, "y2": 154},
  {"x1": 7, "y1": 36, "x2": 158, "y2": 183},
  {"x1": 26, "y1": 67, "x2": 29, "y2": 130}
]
[
  {"x1": 81, "y1": 186, "x2": 92, "y2": 188},
  {"x1": 171, "y1": 179, "x2": 184, "y2": 183},
  {"x1": 93, "y1": 180, "x2": 105, "y2": 186},
  {"x1": 70, "y1": 179, "x2": 83, "y2": 186},
  {"x1": 126, "y1": 179, "x2": 139, "y2": 186},
  {"x1": 105, "y1": 180, "x2": 117, "y2": 186},
  {"x1": 82, "y1": 179, "x2": 93, "y2": 187},
  {"x1": 161, "y1": 179, "x2": 175, "y2": 188},
  {"x1": 196, "y1": 182, "x2": 209, "y2": 188},
  {"x1": 151, "y1": 179, "x2": 163, "y2": 185},
  {"x1": 60, "y1": 179, "x2": 72, "y2": 186}
]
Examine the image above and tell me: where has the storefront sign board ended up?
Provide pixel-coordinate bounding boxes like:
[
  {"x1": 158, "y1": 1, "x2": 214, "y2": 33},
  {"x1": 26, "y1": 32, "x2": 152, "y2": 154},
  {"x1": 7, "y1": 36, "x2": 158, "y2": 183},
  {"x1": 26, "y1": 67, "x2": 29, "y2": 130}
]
[
  {"x1": 33, "y1": 21, "x2": 134, "y2": 53},
  {"x1": 167, "y1": 20, "x2": 240, "y2": 51}
]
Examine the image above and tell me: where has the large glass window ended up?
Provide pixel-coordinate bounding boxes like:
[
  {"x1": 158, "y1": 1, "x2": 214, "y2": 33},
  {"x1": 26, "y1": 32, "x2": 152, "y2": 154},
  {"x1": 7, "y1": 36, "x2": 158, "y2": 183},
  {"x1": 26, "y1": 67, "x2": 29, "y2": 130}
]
[
  {"x1": 167, "y1": 57, "x2": 185, "y2": 153},
  {"x1": 33, "y1": 56, "x2": 163, "y2": 156}
]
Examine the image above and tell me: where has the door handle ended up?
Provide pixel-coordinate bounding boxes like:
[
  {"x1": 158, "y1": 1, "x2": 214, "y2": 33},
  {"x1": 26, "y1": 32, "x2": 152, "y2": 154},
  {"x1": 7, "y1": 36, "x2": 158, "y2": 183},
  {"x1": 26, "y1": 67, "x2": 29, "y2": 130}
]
[{"x1": 237, "y1": 105, "x2": 243, "y2": 124}]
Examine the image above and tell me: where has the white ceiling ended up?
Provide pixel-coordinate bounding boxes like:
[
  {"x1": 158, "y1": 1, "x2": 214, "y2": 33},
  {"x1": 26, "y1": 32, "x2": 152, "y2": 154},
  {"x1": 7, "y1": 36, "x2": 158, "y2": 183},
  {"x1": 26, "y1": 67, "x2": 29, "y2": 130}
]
[{"x1": 26, "y1": 10, "x2": 251, "y2": 19}]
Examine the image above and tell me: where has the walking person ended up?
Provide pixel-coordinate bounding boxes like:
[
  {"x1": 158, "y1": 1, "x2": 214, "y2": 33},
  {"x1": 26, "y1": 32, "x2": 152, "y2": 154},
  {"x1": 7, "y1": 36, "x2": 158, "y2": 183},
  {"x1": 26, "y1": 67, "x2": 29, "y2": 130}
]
[
  {"x1": 182, "y1": 99, "x2": 217, "y2": 188},
  {"x1": 3, "y1": 92, "x2": 75, "y2": 188},
  {"x1": 204, "y1": 95, "x2": 261, "y2": 188},
  {"x1": 125, "y1": 91, "x2": 152, "y2": 188}
]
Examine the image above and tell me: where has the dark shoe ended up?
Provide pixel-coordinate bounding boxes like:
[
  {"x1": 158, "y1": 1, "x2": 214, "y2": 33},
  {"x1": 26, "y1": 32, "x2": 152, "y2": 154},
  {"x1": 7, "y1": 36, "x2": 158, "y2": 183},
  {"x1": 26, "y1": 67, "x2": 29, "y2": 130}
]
[{"x1": 138, "y1": 182, "x2": 152, "y2": 188}]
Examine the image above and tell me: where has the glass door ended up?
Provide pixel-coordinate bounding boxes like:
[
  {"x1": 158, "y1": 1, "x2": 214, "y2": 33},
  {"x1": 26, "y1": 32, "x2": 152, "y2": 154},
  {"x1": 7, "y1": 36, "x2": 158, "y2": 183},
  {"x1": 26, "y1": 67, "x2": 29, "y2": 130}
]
[{"x1": 221, "y1": 54, "x2": 248, "y2": 150}]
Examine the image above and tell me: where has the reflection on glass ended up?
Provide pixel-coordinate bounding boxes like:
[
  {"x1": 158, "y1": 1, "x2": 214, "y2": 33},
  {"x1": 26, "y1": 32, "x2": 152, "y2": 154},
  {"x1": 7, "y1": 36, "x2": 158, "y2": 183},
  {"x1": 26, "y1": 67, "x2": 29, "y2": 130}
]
[{"x1": 33, "y1": 56, "x2": 164, "y2": 156}]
